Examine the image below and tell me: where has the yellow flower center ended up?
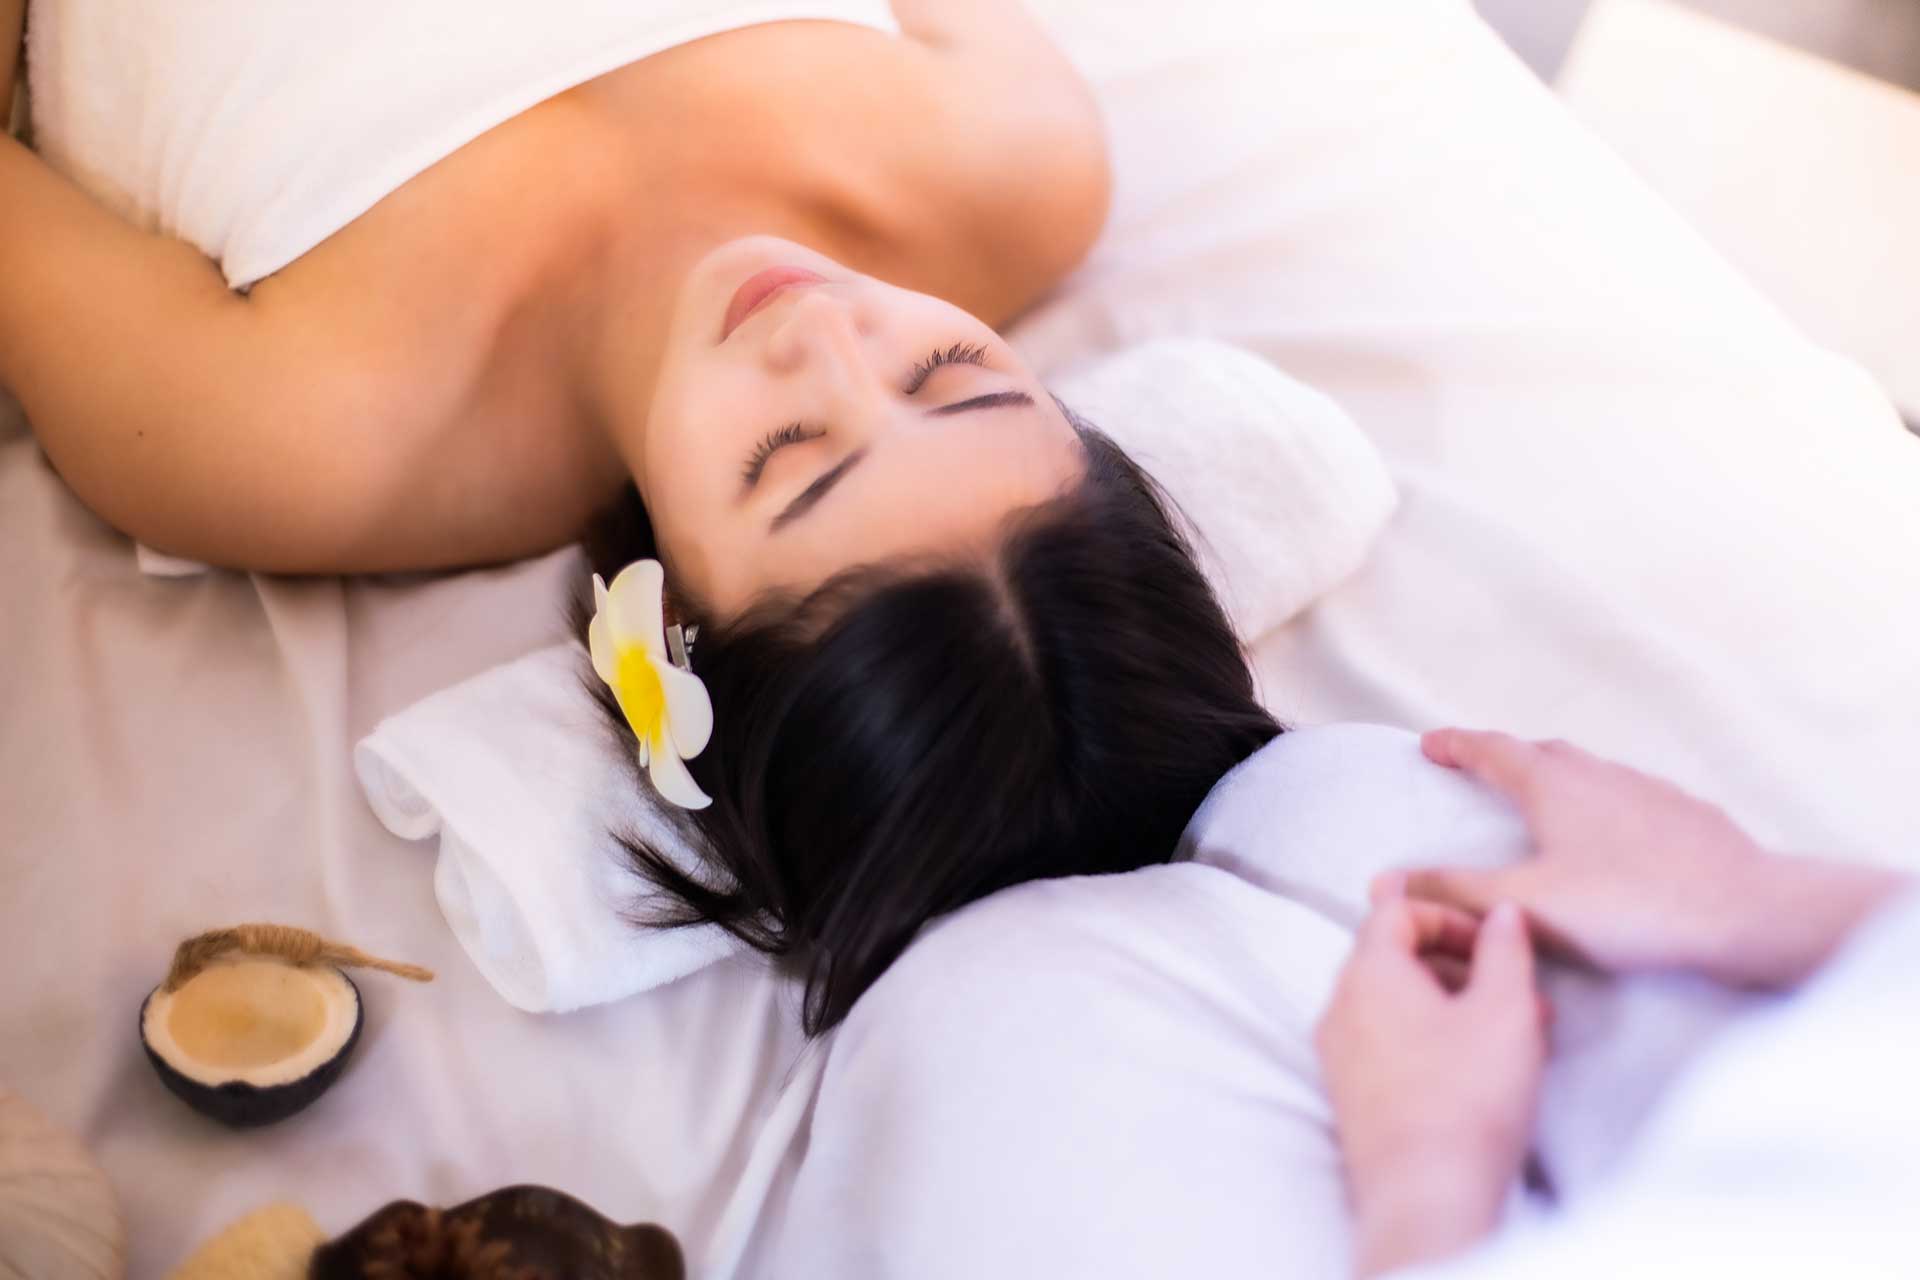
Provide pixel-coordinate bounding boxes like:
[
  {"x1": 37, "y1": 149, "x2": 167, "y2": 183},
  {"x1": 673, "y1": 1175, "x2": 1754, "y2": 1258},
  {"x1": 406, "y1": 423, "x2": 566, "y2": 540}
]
[{"x1": 613, "y1": 645, "x2": 667, "y2": 743}]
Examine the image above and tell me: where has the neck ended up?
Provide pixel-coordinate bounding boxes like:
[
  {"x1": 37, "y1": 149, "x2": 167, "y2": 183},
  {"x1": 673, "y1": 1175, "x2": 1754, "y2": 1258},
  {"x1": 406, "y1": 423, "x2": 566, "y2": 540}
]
[
  {"x1": 572, "y1": 224, "x2": 704, "y2": 496},
  {"x1": 574, "y1": 198, "x2": 845, "y2": 498}
]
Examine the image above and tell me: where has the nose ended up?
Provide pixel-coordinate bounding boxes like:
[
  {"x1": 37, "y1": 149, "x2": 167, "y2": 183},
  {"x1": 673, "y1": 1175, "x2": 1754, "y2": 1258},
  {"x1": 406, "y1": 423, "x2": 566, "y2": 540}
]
[{"x1": 762, "y1": 288, "x2": 887, "y2": 436}]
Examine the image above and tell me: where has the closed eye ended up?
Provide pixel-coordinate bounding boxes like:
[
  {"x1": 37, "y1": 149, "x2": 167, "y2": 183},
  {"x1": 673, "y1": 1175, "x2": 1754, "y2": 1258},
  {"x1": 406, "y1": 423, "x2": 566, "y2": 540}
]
[
  {"x1": 905, "y1": 341, "x2": 990, "y2": 395},
  {"x1": 741, "y1": 340, "x2": 994, "y2": 492},
  {"x1": 741, "y1": 421, "x2": 823, "y2": 490}
]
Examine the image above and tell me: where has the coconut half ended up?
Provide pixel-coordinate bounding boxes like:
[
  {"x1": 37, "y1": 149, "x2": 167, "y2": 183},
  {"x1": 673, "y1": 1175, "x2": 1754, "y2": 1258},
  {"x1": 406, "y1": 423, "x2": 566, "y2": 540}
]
[
  {"x1": 141, "y1": 960, "x2": 362, "y2": 1128},
  {"x1": 138, "y1": 925, "x2": 431, "y2": 1129}
]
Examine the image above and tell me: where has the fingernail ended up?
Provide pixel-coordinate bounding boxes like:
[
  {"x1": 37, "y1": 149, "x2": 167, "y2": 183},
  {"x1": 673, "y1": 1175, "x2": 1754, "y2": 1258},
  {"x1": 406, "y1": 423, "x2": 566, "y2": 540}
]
[{"x1": 1489, "y1": 902, "x2": 1521, "y2": 931}]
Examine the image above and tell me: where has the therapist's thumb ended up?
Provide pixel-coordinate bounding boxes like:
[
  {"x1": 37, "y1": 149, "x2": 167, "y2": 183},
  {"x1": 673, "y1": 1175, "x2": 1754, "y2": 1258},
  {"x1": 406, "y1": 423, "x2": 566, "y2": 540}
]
[{"x1": 1466, "y1": 902, "x2": 1537, "y2": 1010}]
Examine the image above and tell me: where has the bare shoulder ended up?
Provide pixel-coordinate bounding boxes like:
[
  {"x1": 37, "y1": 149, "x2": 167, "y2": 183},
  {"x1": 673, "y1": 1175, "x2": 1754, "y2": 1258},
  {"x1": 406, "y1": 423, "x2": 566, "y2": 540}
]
[
  {"x1": 853, "y1": 6, "x2": 1111, "y2": 324},
  {"x1": 878, "y1": 3, "x2": 1112, "y2": 318}
]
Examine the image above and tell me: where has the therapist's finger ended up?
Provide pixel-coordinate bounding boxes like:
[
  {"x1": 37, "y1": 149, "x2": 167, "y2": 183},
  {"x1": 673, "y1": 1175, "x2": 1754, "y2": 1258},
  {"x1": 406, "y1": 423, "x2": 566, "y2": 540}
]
[
  {"x1": 1422, "y1": 952, "x2": 1471, "y2": 993},
  {"x1": 1397, "y1": 864, "x2": 1509, "y2": 918},
  {"x1": 1422, "y1": 728, "x2": 1542, "y2": 800},
  {"x1": 1410, "y1": 900, "x2": 1483, "y2": 960},
  {"x1": 1353, "y1": 898, "x2": 1446, "y2": 978},
  {"x1": 1370, "y1": 870, "x2": 1407, "y2": 906},
  {"x1": 1466, "y1": 902, "x2": 1539, "y2": 1013},
  {"x1": 1357, "y1": 895, "x2": 1416, "y2": 951},
  {"x1": 1368, "y1": 876, "x2": 1483, "y2": 958}
]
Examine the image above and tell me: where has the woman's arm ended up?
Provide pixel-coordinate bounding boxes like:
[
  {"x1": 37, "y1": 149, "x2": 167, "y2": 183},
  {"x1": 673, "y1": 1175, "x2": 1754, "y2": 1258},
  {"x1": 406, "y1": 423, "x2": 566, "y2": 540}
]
[{"x1": 0, "y1": 139, "x2": 412, "y2": 569}]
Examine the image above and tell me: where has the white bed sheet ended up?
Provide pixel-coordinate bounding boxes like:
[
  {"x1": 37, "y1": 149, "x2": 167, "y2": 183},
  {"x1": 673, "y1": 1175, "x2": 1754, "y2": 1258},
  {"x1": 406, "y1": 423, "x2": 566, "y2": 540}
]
[{"x1": 5, "y1": 0, "x2": 1919, "y2": 1275}]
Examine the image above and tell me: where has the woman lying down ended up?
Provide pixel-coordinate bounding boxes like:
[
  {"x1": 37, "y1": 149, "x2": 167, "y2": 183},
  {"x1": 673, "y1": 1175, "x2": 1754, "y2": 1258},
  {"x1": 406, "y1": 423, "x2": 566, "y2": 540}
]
[
  {"x1": 1, "y1": 0, "x2": 1276, "y2": 1034},
  {"x1": 9, "y1": 4, "x2": 1912, "y2": 1272}
]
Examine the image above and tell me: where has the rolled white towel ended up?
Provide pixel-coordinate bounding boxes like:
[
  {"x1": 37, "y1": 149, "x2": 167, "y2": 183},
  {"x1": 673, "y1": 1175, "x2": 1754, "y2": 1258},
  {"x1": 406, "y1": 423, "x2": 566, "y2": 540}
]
[
  {"x1": 356, "y1": 339, "x2": 1397, "y2": 1012},
  {"x1": 355, "y1": 645, "x2": 740, "y2": 1013}
]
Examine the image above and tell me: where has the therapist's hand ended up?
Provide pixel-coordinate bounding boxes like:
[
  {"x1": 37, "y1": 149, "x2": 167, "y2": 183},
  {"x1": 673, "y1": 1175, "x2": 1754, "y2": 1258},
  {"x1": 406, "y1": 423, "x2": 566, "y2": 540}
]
[
  {"x1": 1399, "y1": 728, "x2": 1908, "y2": 989},
  {"x1": 1316, "y1": 890, "x2": 1547, "y2": 1280}
]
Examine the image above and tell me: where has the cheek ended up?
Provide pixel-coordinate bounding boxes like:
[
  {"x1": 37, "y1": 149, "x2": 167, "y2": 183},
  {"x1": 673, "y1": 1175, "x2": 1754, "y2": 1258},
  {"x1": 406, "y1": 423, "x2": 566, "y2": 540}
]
[
  {"x1": 640, "y1": 446, "x2": 715, "y2": 563},
  {"x1": 641, "y1": 482, "x2": 733, "y2": 619},
  {"x1": 635, "y1": 414, "x2": 739, "y2": 611},
  {"x1": 639, "y1": 370, "x2": 724, "y2": 508}
]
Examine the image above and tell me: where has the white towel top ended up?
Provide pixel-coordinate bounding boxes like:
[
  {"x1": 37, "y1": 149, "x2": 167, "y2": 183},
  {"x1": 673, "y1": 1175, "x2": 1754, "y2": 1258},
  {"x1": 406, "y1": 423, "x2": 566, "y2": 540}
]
[{"x1": 26, "y1": 0, "x2": 898, "y2": 287}]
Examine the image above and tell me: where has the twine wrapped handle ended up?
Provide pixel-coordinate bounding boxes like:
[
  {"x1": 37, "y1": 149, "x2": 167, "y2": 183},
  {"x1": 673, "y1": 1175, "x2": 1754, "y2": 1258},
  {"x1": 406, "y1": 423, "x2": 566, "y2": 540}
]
[{"x1": 164, "y1": 923, "x2": 435, "y2": 993}]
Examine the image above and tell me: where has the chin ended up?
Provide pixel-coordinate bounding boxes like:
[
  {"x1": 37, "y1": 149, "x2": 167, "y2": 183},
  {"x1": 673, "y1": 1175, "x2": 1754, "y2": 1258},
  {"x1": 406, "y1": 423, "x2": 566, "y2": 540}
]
[
  {"x1": 706, "y1": 233, "x2": 798, "y2": 270},
  {"x1": 703, "y1": 234, "x2": 838, "y2": 285}
]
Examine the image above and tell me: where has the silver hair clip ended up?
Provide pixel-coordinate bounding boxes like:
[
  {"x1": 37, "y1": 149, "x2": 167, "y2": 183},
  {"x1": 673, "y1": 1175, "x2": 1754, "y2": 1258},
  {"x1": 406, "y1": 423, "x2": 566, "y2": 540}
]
[{"x1": 665, "y1": 623, "x2": 698, "y2": 672}]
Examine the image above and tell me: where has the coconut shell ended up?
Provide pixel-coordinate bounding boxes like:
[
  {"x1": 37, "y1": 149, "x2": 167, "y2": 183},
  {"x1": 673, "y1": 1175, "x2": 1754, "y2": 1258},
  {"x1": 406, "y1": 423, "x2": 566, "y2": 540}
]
[
  {"x1": 138, "y1": 972, "x2": 364, "y2": 1128},
  {"x1": 138, "y1": 925, "x2": 431, "y2": 1128}
]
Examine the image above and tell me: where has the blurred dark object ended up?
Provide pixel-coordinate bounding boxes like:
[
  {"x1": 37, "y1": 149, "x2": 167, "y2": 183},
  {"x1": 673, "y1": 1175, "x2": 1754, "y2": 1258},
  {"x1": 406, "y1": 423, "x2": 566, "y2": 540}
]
[{"x1": 311, "y1": 1185, "x2": 684, "y2": 1280}]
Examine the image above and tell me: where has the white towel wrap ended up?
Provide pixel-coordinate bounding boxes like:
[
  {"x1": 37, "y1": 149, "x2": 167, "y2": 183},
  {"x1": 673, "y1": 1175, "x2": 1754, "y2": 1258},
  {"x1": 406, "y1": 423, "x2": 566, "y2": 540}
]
[{"x1": 27, "y1": 0, "x2": 900, "y2": 287}]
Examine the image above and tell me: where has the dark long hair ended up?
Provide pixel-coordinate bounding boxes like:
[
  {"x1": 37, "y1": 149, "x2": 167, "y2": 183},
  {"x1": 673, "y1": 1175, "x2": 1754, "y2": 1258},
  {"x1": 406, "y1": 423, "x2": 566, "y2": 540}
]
[{"x1": 578, "y1": 421, "x2": 1280, "y2": 1033}]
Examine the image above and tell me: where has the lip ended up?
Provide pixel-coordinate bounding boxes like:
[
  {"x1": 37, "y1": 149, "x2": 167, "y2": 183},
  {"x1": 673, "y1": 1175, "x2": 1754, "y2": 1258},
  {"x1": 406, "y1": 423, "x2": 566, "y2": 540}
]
[{"x1": 721, "y1": 266, "x2": 827, "y2": 340}]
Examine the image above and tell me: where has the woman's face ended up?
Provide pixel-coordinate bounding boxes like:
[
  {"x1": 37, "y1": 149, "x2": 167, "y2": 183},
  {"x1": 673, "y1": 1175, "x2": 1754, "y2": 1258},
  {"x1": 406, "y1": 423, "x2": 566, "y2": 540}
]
[{"x1": 636, "y1": 236, "x2": 1085, "y2": 621}]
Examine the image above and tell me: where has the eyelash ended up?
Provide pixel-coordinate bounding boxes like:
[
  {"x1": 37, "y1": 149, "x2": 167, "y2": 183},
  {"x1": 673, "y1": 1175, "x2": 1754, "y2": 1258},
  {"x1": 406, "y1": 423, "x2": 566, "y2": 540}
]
[
  {"x1": 741, "y1": 420, "x2": 820, "y2": 488},
  {"x1": 905, "y1": 341, "x2": 990, "y2": 395},
  {"x1": 740, "y1": 342, "x2": 992, "y2": 488}
]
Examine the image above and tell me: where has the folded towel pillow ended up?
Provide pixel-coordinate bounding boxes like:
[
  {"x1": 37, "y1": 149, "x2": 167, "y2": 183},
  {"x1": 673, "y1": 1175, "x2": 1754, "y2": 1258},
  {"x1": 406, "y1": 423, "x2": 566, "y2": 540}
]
[
  {"x1": 355, "y1": 646, "x2": 740, "y2": 1012},
  {"x1": 1052, "y1": 338, "x2": 1396, "y2": 644},
  {"x1": 356, "y1": 339, "x2": 1397, "y2": 1011}
]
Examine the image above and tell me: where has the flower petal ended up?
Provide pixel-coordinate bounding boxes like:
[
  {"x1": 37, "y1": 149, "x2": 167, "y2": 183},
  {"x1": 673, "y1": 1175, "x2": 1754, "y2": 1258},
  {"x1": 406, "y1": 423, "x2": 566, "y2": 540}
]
[
  {"x1": 645, "y1": 730, "x2": 712, "y2": 809},
  {"x1": 592, "y1": 573, "x2": 610, "y2": 614},
  {"x1": 656, "y1": 662, "x2": 713, "y2": 758},
  {"x1": 606, "y1": 560, "x2": 668, "y2": 659},
  {"x1": 636, "y1": 736, "x2": 650, "y2": 768},
  {"x1": 587, "y1": 613, "x2": 617, "y2": 685}
]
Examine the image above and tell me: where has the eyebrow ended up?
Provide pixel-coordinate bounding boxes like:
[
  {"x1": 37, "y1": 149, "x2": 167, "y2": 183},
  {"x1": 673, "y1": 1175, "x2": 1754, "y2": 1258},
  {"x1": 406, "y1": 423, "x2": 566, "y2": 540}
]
[
  {"x1": 772, "y1": 450, "x2": 867, "y2": 532},
  {"x1": 928, "y1": 390, "x2": 1035, "y2": 417},
  {"x1": 769, "y1": 389, "x2": 1040, "y2": 532}
]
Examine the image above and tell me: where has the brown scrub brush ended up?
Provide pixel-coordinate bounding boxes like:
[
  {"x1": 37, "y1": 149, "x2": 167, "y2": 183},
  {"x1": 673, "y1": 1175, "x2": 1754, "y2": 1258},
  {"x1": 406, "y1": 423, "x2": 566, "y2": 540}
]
[{"x1": 311, "y1": 1185, "x2": 685, "y2": 1280}]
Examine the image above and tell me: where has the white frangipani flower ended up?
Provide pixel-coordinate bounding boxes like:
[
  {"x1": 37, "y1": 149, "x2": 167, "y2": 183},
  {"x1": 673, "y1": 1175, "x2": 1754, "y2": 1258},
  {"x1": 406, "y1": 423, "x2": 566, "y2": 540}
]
[{"x1": 587, "y1": 560, "x2": 714, "y2": 810}]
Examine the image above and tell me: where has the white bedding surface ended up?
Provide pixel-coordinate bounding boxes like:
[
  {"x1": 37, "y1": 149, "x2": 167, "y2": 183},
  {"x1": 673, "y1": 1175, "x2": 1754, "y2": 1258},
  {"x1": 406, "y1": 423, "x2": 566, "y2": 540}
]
[{"x1": 5, "y1": 1, "x2": 1920, "y2": 1275}]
